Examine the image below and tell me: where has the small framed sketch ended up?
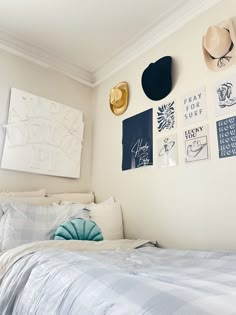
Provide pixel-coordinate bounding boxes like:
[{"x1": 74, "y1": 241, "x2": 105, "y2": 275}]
[
  {"x1": 214, "y1": 75, "x2": 236, "y2": 116},
  {"x1": 216, "y1": 116, "x2": 236, "y2": 158},
  {"x1": 184, "y1": 125, "x2": 210, "y2": 163},
  {"x1": 157, "y1": 134, "x2": 178, "y2": 167},
  {"x1": 157, "y1": 100, "x2": 176, "y2": 133},
  {"x1": 182, "y1": 87, "x2": 207, "y2": 126}
]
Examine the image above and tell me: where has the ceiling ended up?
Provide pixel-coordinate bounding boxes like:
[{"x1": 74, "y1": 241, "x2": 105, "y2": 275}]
[{"x1": 0, "y1": 0, "x2": 221, "y2": 86}]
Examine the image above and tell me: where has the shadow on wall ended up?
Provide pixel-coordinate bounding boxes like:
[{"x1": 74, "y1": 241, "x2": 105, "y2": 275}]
[{"x1": 171, "y1": 57, "x2": 179, "y2": 92}]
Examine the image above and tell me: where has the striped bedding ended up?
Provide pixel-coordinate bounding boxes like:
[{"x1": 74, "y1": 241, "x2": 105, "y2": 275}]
[{"x1": 0, "y1": 241, "x2": 236, "y2": 314}]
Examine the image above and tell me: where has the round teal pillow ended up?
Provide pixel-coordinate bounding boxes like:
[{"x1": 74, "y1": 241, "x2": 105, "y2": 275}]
[{"x1": 54, "y1": 218, "x2": 103, "y2": 241}]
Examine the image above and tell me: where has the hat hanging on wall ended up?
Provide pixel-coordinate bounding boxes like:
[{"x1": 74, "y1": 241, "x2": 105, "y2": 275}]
[
  {"x1": 110, "y1": 81, "x2": 129, "y2": 115},
  {"x1": 202, "y1": 19, "x2": 236, "y2": 71},
  {"x1": 141, "y1": 56, "x2": 172, "y2": 101}
]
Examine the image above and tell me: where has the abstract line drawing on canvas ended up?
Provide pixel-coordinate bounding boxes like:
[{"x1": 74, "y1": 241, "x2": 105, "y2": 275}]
[{"x1": 1, "y1": 88, "x2": 84, "y2": 178}]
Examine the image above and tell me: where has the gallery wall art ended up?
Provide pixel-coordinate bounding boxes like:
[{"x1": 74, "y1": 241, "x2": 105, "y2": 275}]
[
  {"x1": 214, "y1": 75, "x2": 236, "y2": 116},
  {"x1": 157, "y1": 100, "x2": 176, "y2": 133},
  {"x1": 182, "y1": 87, "x2": 207, "y2": 126},
  {"x1": 122, "y1": 109, "x2": 153, "y2": 171},
  {"x1": 184, "y1": 125, "x2": 210, "y2": 163},
  {"x1": 157, "y1": 134, "x2": 178, "y2": 168},
  {"x1": 1, "y1": 88, "x2": 84, "y2": 178},
  {"x1": 216, "y1": 116, "x2": 236, "y2": 158}
]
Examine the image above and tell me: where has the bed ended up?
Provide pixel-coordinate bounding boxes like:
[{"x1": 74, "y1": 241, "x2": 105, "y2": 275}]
[
  {"x1": 1, "y1": 191, "x2": 236, "y2": 314},
  {"x1": 1, "y1": 240, "x2": 236, "y2": 314}
]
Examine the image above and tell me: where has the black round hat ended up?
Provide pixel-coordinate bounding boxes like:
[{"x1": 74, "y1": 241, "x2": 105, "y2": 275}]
[{"x1": 141, "y1": 56, "x2": 172, "y2": 101}]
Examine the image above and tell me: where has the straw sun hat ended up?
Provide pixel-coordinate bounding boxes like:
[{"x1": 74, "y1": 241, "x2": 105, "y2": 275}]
[
  {"x1": 202, "y1": 19, "x2": 236, "y2": 71},
  {"x1": 109, "y1": 81, "x2": 129, "y2": 115}
]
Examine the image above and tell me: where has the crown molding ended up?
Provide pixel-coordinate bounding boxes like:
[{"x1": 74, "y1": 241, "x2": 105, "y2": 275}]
[
  {"x1": 0, "y1": 0, "x2": 222, "y2": 88},
  {"x1": 92, "y1": 0, "x2": 222, "y2": 86},
  {"x1": 0, "y1": 28, "x2": 94, "y2": 87}
]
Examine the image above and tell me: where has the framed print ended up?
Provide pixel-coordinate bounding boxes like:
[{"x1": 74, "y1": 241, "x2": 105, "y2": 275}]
[
  {"x1": 182, "y1": 87, "x2": 207, "y2": 126},
  {"x1": 157, "y1": 100, "x2": 176, "y2": 133},
  {"x1": 216, "y1": 116, "x2": 236, "y2": 158},
  {"x1": 184, "y1": 125, "x2": 210, "y2": 163},
  {"x1": 214, "y1": 75, "x2": 236, "y2": 116},
  {"x1": 122, "y1": 109, "x2": 153, "y2": 171},
  {"x1": 157, "y1": 134, "x2": 178, "y2": 167}
]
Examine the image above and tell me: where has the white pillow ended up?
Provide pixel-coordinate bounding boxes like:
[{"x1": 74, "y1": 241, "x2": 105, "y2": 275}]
[
  {"x1": 88, "y1": 197, "x2": 115, "y2": 206},
  {"x1": 60, "y1": 196, "x2": 115, "y2": 206},
  {"x1": 0, "y1": 189, "x2": 47, "y2": 221},
  {"x1": 47, "y1": 192, "x2": 94, "y2": 204},
  {"x1": 0, "y1": 196, "x2": 61, "y2": 217},
  {"x1": 0, "y1": 196, "x2": 60, "y2": 205},
  {"x1": 0, "y1": 188, "x2": 46, "y2": 197},
  {"x1": 0, "y1": 201, "x2": 89, "y2": 250},
  {"x1": 86, "y1": 198, "x2": 124, "y2": 240}
]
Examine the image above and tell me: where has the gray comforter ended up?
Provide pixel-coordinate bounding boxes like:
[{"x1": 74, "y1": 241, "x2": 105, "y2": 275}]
[{"x1": 1, "y1": 243, "x2": 236, "y2": 314}]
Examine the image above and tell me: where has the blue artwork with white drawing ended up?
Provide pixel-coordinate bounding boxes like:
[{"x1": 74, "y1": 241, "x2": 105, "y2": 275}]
[
  {"x1": 157, "y1": 101, "x2": 176, "y2": 132},
  {"x1": 122, "y1": 109, "x2": 153, "y2": 171},
  {"x1": 216, "y1": 116, "x2": 236, "y2": 158}
]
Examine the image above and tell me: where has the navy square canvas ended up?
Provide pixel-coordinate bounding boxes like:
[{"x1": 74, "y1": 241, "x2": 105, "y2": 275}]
[
  {"x1": 216, "y1": 116, "x2": 236, "y2": 158},
  {"x1": 122, "y1": 109, "x2": 153, "y2": 171}
]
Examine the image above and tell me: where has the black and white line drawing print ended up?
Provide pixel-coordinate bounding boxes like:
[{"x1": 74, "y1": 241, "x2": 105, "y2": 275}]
[
  {"x1": 186, "y1": 139, "x2": 207, "y2": 159},
  {"x1": 184, "y1": 125, "x2": 209, "y2": 163},
  {"x1": 158, "y1": 138, "x2": 175, "y2": 156},
  {"x1": 157, "y1": 134, "x2": 178, "y2": 167},
  {"x1": 215, "y1": 76, "x2": 236, "y2": 116},
  {"x1": 157, "y1": 101, "x2": 176, "y2": 132},
  {"x1": 217, "y1": 82, "x2": 236, "y2": 108},
  {"x1": 185, "y1": 136, "x2": 208, "y2": 163}
]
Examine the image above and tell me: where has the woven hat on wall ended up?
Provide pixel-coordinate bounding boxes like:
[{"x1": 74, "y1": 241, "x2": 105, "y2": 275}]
[
  {"x1": 141, "y1": 56, "x2": 172, "y2": 101},
  {"x1": 202, "y1": 19, "x2": 236, "y2": 71},
  {"x1": 109, "y1": 81, "x2": 129, "y2": 115}
]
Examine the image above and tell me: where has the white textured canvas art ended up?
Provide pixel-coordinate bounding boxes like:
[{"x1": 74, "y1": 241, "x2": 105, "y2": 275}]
[{"x1": 1, "y1": 88, "x2": 84, "y2": 178}]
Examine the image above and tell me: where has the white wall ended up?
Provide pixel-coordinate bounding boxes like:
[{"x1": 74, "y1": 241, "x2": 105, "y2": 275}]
[
  {"x1": 0, "y1": 49, "x2": 93, "y2": 193},
  {"x1": 91, "y1": 0, "x2": 236, "y2": 250}
]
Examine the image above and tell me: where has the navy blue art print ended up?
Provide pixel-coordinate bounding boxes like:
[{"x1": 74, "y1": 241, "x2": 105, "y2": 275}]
[
  {"x1": 216, "y1": 116, "x2": 236, "y2": 158},
  {"x1": 122, "y1": 109, "x2": 153, "y2": 171},
  {"x1": 157, "y1": 101, "x2": 176, "y2": 132}
]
